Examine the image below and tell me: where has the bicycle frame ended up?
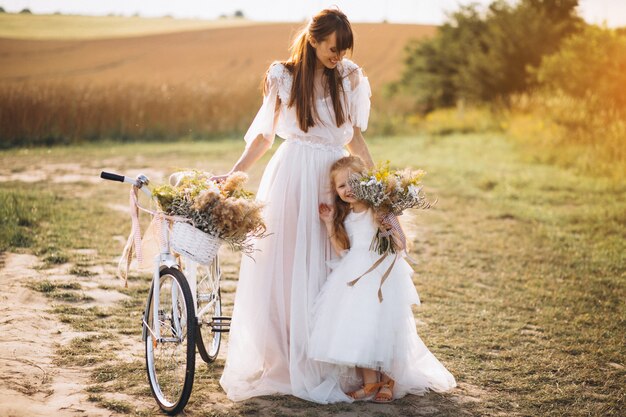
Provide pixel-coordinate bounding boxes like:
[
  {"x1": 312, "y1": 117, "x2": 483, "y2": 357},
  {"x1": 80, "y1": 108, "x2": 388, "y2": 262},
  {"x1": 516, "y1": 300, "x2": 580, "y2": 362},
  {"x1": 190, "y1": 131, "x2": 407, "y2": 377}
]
[
  {"x1": 102, "y1": 170, "x2": 227, "y2": 413},
  {"x1": 108, "y1": 174, "x2": 217, "y2": 347}
]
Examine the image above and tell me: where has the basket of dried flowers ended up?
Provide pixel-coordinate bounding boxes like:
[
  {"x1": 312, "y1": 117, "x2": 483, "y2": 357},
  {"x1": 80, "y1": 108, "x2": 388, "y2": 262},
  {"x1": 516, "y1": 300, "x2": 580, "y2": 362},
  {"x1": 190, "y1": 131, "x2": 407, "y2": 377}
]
[{"x1": 152, "y1": 171, "x2": 267, "y2": 265}]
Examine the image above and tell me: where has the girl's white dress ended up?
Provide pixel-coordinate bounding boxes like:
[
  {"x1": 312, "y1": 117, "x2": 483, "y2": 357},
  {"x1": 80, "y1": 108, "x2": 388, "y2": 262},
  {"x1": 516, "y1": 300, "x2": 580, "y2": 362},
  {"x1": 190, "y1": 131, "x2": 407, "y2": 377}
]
[
  {"x1": 309, "y1": 208, "x2": 457, "y2": 398},
  {"x1": 220, "y1": 59, "x2": 371, "y2": 403}
]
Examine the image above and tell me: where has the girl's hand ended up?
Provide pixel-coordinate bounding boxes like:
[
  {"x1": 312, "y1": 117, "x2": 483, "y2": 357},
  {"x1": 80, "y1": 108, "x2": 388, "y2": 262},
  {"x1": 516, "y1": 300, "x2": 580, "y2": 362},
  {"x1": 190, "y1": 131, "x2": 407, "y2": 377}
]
[
  {"x1": 391, "y1": 227, "x2": 405, "y2": 251},
  {"x1": 376, "y1": 212, "x2": 392, "y2": 233},
  {"x1": 319, "y1": 203, "x2": 335, "y2": 224}
]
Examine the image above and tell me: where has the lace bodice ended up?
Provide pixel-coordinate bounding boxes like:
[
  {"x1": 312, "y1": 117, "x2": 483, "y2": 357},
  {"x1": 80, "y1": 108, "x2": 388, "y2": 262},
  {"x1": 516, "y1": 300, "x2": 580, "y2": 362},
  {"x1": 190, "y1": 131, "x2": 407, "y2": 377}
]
[{"x1": 244, "y1": 58, "x2": 372, "y2": 149}]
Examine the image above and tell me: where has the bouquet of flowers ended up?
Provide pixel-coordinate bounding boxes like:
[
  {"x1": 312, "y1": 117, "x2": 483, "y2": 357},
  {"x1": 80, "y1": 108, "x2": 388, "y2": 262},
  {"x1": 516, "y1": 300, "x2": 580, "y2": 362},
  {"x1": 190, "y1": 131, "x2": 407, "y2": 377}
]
[
  {"x1": 348, "y1": 161, "x2": 432, "y2": 255},
  {"x1": 152, "y1": 170, "x2": 267, "y2": 255}
]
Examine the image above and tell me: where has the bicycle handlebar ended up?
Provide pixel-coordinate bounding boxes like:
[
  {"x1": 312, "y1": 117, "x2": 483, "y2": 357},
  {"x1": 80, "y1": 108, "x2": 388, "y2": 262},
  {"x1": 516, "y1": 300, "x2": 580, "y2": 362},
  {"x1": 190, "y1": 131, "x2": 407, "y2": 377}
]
[
  {"x1": 100, "y1": 171, "x2": 152, "y2": 198},
  {"x1": 100, "y1": 171, "x2": 125, "y2": 182}
]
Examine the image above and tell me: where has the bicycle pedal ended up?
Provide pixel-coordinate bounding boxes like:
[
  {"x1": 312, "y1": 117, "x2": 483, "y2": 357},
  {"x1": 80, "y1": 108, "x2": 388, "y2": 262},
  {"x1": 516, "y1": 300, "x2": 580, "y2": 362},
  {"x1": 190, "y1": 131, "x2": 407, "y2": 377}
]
[{"x1": 210, "y1": 316, "x2": 231, "y2": 333}]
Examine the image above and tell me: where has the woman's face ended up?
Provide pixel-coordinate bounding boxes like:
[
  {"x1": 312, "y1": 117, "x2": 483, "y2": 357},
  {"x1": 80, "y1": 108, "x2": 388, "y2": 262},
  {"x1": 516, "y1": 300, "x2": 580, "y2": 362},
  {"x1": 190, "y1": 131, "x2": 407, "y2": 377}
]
[
  {"x1": 333, "y1": 168, "x2": 357, "y2": 203},
  {"x1": 311, "y1": 32, "x2": 347, "y2": 69}
]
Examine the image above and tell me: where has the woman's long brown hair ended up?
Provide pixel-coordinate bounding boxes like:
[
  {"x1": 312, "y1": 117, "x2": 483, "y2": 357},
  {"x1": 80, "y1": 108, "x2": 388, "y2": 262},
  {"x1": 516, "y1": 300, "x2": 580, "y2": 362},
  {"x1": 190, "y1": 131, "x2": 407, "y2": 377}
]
[
  {"x1": 264, "y1": 8, "x2": 354, "y2": 132},
  {"x1": 329, "y1": 155, "x2": 367, "y2": 251}
]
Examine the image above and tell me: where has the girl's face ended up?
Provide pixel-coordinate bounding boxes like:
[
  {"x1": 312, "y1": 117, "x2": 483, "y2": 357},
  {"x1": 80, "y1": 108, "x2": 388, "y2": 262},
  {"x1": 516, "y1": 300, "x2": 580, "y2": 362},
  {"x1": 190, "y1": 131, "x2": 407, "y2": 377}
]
[
  {"x1": 333, "y1": 168, "x2": 357, "y2": 203},
  {"x1": 311, "y1": 32, "x2": 347, "y2": 69}
]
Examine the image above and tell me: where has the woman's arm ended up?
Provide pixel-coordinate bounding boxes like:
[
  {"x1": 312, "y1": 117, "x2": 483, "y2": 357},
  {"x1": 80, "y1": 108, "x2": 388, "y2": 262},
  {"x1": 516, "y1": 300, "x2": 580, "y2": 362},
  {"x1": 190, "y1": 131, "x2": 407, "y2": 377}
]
[
  {"x1": 211, "y1": 99, "x2": 279, "y2": 180},
  {"x1": 210, "y1": 135, "x2": 272, "y2": 181},
  {"x1": 212, "y1": 73, "x2": 281, "y2": 181},
  {"x1": 231, "y1": 134, "x2": 273, "y2": 173},
  {"x1": 347, "y1": 127, "x2": 374, "y2": 169}
]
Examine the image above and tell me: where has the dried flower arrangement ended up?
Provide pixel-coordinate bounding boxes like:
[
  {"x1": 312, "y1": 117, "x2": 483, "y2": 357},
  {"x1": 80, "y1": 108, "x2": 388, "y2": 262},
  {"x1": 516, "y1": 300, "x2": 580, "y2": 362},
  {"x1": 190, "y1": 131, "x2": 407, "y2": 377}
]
[
  {"x1": 348, "y1": 161, "x2": 432, "y2": 254},
  {"x1": 152, "y1": 171, "x2": 267, "y2": 255}
]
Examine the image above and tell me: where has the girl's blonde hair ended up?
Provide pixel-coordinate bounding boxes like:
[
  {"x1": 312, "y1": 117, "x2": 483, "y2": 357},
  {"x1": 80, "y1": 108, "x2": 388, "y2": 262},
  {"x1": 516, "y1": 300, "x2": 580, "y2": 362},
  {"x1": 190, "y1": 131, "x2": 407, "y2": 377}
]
[
  {"x1": 329, "y1": 155, "x2": 367, "y2": 251},
  {"x1": 265, "y1": 8, "x2": 354, "y2": 132}
]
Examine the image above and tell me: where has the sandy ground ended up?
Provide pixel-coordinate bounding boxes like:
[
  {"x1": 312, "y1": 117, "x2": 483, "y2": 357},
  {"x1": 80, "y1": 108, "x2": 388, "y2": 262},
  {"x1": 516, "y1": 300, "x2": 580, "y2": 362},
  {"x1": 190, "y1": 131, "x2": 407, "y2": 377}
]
[{"x1": 0, "y1": 253, "x2": 114, "y2": 417}]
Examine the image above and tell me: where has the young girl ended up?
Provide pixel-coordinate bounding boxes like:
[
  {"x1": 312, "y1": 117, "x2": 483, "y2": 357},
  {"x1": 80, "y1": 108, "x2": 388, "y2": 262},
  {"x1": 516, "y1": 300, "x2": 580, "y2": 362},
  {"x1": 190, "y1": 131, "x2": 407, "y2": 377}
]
[{"x1": 309, "y1": 156, "x2": 457, "y2": 403}]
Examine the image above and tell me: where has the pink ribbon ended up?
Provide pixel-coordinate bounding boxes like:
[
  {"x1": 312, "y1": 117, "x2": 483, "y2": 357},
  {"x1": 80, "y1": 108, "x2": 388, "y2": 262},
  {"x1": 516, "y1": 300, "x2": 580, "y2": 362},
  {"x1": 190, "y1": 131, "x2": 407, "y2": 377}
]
[{"x1": 117, "y1": 186, "x2": 143, "y2": 287}]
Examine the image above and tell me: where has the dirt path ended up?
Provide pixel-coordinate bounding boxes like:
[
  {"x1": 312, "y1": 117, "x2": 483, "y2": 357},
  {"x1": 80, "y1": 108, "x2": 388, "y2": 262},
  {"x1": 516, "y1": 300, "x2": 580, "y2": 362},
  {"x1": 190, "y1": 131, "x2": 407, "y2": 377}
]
[
  {"x1": 0, "y1": 253, "x2": 112, "y2": 417},
  {"x1": 0, "y1": 161, "x2": 485, "y2": 416}
]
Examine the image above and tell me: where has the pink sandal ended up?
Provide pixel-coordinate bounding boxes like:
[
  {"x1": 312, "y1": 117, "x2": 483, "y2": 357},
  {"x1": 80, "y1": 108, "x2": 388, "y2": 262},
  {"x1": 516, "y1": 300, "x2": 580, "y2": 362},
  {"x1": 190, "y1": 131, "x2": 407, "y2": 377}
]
[{"x1": 373, "y1": 379, "x2": 395, "y2": 404}]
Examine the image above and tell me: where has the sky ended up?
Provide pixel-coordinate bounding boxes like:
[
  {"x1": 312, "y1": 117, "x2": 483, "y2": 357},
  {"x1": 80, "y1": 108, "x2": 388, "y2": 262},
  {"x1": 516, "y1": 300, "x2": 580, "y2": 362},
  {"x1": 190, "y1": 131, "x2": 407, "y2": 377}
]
[{"x1": 2, "y1": 0, "x2": 625, "y2": 27}]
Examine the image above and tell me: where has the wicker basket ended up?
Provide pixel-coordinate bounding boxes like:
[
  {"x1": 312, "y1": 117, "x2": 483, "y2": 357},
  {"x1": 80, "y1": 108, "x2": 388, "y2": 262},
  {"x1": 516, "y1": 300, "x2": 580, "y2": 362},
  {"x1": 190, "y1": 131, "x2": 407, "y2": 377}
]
[{"x1": 171, "y1": 222, "x2": 221, "y2": 265}]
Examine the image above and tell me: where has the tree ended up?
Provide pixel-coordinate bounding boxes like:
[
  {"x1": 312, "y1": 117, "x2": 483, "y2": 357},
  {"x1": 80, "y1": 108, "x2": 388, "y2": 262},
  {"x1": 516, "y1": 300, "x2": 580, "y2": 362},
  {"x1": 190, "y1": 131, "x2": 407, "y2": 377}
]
[
  {"x1": 19, "y1": 8, "x2": 32, "y2": 14},
  {"x1": 234, "y1": 10, "x2": 244, "y2": 18},
  {"x1": 394, "y1": 0, "x2": 582, "y2": 109},
  {"x1": 390, "y1": 5, "x2": 487, "y2": 111}
]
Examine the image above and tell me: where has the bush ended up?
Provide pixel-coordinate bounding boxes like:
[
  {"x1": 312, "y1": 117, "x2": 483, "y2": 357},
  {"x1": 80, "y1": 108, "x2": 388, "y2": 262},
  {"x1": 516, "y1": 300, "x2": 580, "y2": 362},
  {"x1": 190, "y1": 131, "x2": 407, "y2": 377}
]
[
  {"x1": 505, "y1": 25, "x2": 626, "y2": 179},
  {"x1": 419, "y1": 106, "x2": 504, "y2": 136},
  {"x1": 535, "y1": 25, "x2": 626, "y2": 111},
  {"x1": 506, "y1": 92, "x2": 625, "y2": 179}
]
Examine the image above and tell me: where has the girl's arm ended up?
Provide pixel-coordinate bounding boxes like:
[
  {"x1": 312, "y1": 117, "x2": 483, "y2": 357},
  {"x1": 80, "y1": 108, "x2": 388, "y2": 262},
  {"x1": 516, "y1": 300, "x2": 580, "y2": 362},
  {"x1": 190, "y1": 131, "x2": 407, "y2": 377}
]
[
  {"x1": 347, "y1": 128, "x2": 375, "y2": 169},
  {"x1": 319, "y1": 204, "x2": 344, "y2": 256},
  {"x1": 326, "y1": 224, "x2": 345, "y2": 256},
  {"x1": 390, "y1": 222, "x2": 406, "y2": 251}
]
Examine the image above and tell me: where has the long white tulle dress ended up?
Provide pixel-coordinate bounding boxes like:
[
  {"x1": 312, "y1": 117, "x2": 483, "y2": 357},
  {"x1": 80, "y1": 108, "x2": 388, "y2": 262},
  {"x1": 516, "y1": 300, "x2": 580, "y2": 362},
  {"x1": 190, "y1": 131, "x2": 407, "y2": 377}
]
[
  {"x1": 308, "y1": 208, "x2": 457, "y2": 399},
  {"x1": 219, "y1": 59, "x2": 371, "y2": 403}
]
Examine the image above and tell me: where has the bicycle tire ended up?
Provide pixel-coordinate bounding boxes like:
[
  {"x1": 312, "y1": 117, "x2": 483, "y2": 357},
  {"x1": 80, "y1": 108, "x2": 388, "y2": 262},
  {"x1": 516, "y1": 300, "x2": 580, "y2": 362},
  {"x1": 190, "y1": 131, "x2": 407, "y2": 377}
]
[
  {"x1": 145, "y1": 267, "x2": 196, "y2": 415},
  {"x1": 196, "y1": 258, "x2": 224, "y2": 363}
]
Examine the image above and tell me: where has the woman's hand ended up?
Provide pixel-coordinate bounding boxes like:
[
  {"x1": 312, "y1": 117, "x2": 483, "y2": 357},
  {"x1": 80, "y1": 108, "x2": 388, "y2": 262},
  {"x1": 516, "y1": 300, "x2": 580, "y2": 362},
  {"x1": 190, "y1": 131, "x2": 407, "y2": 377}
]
[
  {"x1": 209, "y1": 173, "x2": 231, "y2": 183},
  {"x1": 319, "y1": 203, "x2": 335, "y2": 225}
]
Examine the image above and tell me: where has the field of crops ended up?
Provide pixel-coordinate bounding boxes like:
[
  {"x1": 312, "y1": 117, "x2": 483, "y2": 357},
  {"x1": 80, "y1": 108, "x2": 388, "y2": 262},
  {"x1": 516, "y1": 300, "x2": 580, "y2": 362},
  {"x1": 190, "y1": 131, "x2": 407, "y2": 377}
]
[{"x1": 0, "y1": 14, "x2": 435, "y2": 146}]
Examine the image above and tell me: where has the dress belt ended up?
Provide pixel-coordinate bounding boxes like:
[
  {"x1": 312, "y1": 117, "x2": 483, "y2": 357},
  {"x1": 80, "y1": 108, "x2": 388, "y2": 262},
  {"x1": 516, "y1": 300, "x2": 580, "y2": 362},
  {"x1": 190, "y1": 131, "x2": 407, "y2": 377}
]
[{"x1": 283, "y1": 137, "x2": 345, "y2": 153}]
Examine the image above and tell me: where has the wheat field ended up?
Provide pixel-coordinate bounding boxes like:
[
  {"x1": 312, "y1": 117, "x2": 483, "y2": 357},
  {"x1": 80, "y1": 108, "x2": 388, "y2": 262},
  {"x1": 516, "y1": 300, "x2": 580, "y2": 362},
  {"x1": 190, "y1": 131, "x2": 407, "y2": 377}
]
[{"x1": 0, "y1": 15, "x2": 435, "y2": 146}]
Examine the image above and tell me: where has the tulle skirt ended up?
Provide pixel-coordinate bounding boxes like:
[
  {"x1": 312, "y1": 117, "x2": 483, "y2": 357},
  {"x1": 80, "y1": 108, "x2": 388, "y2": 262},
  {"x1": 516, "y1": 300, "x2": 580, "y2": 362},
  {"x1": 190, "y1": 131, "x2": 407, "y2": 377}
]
[
  {"x1": 219, "y1": 139, "x2": 352, "y2": 403},
  {"x1": 309, "y1": 250, "x2": 457, "y2": 398}
]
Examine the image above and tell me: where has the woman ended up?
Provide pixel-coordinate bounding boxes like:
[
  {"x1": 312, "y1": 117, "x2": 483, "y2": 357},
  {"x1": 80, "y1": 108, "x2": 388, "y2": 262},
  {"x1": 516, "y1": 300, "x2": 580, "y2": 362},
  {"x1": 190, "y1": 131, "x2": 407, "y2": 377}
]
[{"x1": 214, "y1": 8, "x2": 374, "y2": 403}]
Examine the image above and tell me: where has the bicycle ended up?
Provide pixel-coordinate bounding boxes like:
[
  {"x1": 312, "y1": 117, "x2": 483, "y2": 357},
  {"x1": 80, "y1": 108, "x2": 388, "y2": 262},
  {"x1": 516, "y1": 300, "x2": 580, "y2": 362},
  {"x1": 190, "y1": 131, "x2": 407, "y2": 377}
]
[{"x1": 100, "y1": 171, "x2": 231, "y2": 415}]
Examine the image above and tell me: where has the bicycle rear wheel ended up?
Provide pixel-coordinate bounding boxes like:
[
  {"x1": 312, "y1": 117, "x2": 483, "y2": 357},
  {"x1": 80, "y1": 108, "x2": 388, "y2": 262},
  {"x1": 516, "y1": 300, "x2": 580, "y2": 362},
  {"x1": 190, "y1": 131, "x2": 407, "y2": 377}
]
[
  {"x1": 145, "y1": 267, "x2": 196, "y2": 415},
  {"x1": 196, "y1": 257, "x2": 228, "y2": 363}
]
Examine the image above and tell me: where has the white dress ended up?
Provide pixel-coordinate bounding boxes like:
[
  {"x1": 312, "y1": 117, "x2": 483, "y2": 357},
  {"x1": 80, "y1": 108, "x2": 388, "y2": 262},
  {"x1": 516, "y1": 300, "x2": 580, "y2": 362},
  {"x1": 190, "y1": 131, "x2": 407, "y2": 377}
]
[
  {"x1": 309, "y1": 208, "x2": 457, "y2": 399},
  {"x1": 220, "y1": 59, "x2": 371, "y2": 403}
]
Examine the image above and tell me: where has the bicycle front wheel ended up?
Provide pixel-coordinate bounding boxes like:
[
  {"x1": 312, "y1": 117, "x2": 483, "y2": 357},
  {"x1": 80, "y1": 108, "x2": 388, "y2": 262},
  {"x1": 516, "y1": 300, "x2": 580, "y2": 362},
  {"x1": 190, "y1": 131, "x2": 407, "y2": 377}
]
[{"x1": 145, "y1": 267, "x2": 196, "y2": 415}]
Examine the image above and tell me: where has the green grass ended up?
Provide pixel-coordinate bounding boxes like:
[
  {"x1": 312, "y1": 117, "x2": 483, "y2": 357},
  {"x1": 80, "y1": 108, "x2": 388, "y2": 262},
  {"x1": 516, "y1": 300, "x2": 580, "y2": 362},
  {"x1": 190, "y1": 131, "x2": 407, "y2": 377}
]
[
  {"x1": 26, "y1": 280, "x2": 94, "y2": 302},
  {"x1": 0, "y1": 188, "x2": 52, "y2": 251},
  {"x1": 1, "y1": 134, "x2": 623, "y2": 416}
]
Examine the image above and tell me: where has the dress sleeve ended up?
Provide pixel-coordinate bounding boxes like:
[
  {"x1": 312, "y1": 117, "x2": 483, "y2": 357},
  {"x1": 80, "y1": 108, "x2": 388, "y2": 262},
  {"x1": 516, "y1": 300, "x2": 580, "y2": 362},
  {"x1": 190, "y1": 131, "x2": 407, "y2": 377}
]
[
  {"x1": 243, "y1": 63, "x2": 282, "y2": 147},
  {"x1": 348, "y1": 67, "x2": 372, "y2": 131}
]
